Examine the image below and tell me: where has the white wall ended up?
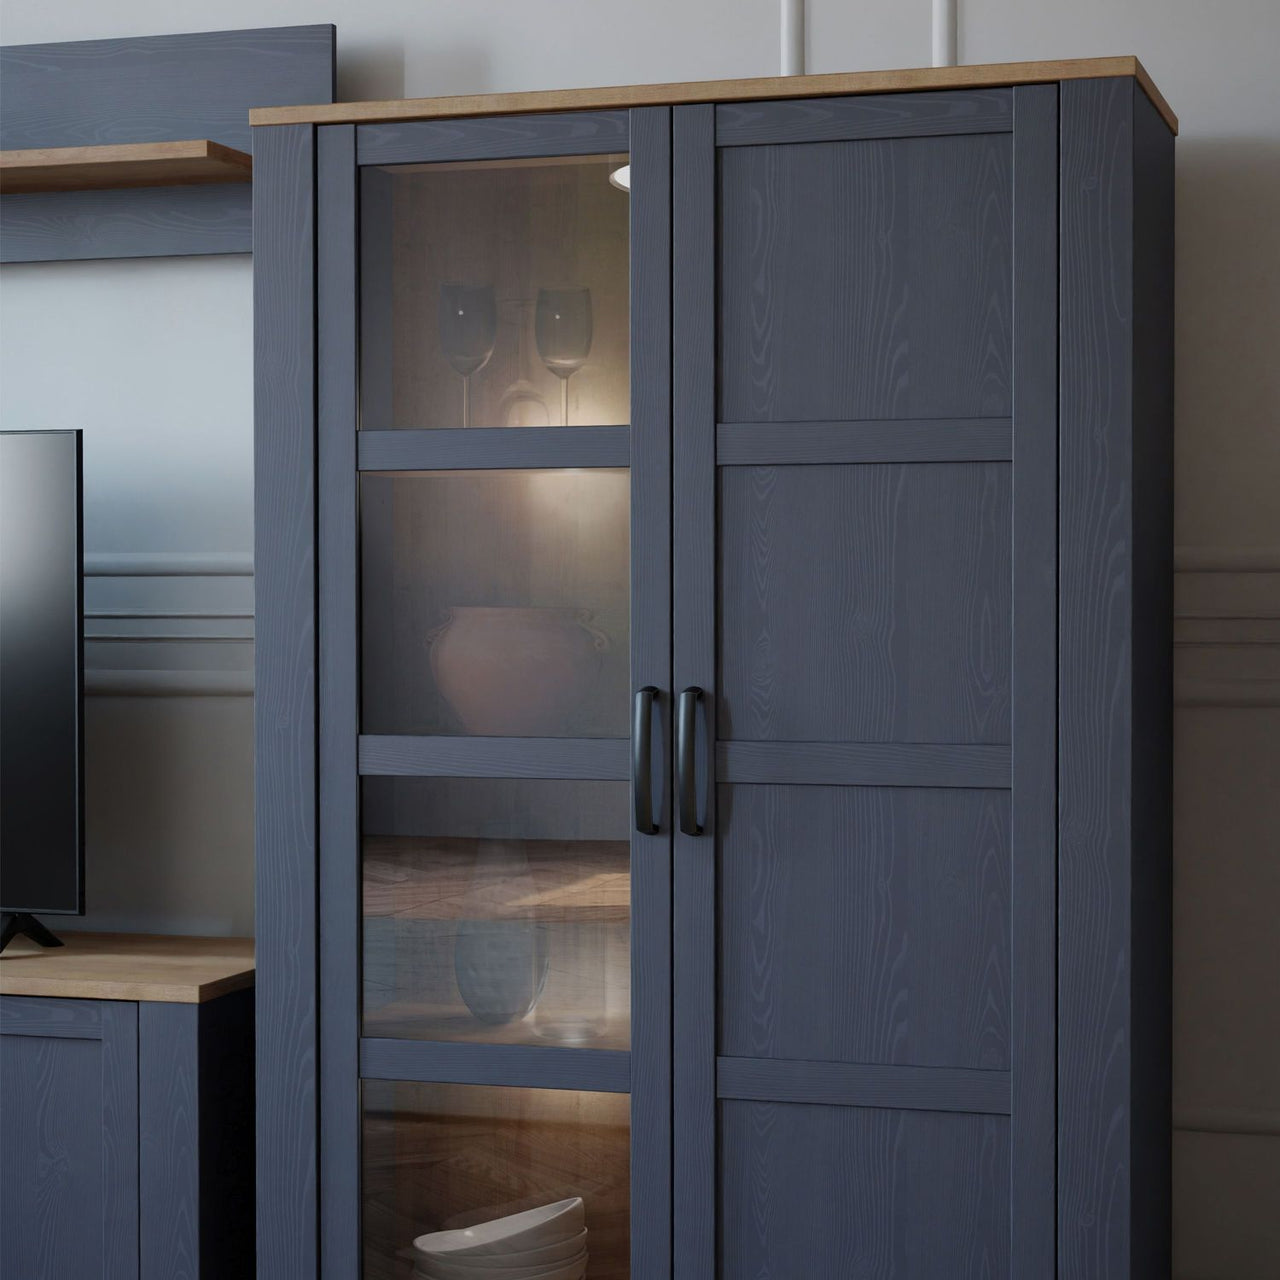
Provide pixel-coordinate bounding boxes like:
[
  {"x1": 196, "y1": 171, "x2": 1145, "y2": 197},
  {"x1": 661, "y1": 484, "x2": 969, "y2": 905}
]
[{"x1": 1, "y1": 2, "x2": 1277, "y2": 1273}]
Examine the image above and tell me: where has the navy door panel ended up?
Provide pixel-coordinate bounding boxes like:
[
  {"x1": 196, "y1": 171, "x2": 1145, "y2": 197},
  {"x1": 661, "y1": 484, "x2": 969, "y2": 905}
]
[
  {"x1": 0, "y1": 996, "x2": 138, "y2": 1280},
  {"x1": 674, "y1": 86, "x2": 1059, "y2": 1277}
]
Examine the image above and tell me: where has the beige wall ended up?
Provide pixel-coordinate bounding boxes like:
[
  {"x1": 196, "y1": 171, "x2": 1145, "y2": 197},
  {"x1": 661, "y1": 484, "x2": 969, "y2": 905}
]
[{"x1": 1, "y1": 1, "x2": 1276, "y2": 1273}]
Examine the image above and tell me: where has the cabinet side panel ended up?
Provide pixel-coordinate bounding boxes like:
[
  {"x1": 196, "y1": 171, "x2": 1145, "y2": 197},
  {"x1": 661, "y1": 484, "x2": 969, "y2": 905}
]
[
  {"x1": 1130, "y1": 83, "x2": 1174, "y2": 1280},
  {"x1": 254, "y1": 121, "x2": 319, "y2": 1278},
  {"x1": 1058, "y1": 77, "x2": 1135, "y2": 1280}
]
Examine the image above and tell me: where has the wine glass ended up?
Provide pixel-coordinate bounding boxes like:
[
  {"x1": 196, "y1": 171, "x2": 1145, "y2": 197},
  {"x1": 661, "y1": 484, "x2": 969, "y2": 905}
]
[
  {"x1": 535, "y1": 288, "x2": 593, "y2": 426},
  {"x1": 438, "y1": 284, "x2": 497, "y2": 427}
]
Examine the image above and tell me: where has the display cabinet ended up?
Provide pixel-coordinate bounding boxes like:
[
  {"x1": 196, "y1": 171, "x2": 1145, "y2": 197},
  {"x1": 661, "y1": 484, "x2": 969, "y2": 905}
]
[{"x1": 254, "y1": 58, "x2": 1175, "y2": 1279}]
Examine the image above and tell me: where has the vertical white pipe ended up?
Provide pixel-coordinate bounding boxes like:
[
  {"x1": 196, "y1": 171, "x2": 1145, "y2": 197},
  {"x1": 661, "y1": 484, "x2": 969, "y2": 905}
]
[
  {"x1": 781, "y1": 0, "x2": 805, "y2": 76},
  {"x1": 932, "y1": 0, "x2": 958, "y2": 67}
]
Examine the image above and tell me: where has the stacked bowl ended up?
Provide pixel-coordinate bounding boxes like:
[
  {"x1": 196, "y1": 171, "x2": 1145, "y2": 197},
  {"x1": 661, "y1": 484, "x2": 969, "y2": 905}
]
[{"x1": 412, "y1": 1198, "x2": 587, "y2": 1280}]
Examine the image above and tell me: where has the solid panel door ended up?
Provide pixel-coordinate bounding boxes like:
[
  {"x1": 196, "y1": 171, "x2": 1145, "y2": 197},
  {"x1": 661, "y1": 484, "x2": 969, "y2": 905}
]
[
  {"x1": 0, "y1": 996, "x2": 138, "y2": 1280},
  {"x1": 316, "y1": 108, "x2": 671, "y2": 1278},
  {"x1": 673, "y1": 87, "x2": 1058, "y2": 1277}
]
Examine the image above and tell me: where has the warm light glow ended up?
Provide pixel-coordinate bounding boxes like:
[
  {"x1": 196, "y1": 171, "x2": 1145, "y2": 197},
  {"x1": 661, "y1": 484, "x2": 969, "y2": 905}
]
[{"x1": 608, "y1": 164, "x2": 631, "y2": 192}]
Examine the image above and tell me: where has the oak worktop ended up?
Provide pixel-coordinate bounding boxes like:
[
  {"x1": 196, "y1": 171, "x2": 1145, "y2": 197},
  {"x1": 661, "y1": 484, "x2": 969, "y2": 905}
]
[
  {"x1": 249, "y1": 55, "x2": 1177, "y2": 134},
  {"x1": 0, "y1": 931, "x2": 254, "y2": 1003}
]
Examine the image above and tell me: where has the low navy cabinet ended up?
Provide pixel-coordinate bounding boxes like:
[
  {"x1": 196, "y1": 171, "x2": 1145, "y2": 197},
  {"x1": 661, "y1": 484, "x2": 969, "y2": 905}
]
[
  {"x1": 254, "y1": 57, "x2": 1175, "y2": 1279},
  {"x1": 0, "y1": 934, "x2": 254, "y2": 1280}
]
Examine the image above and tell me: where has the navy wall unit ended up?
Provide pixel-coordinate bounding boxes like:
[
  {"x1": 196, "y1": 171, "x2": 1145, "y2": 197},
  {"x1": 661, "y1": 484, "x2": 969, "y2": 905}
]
[
  {"x1": 0, "y1": 24, "x2": 335, "y2": 262},
  {"x1": 254, "y1": 61, "x2": 1174, "y2": 1278},
  {"x1": 0, "y1": 983, "x2": 254, "y2": 1279}
]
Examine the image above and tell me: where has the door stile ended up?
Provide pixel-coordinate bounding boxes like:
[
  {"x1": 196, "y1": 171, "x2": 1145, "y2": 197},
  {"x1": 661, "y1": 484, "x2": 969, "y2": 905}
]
[
  {"x1": 254, "y1": 120, "x2": 319, "y2": 1280},
  {"x1": 1009, "y1": 84, "x2": 1060, "y2": 1277},
  {"x1": 316, "y1": 121, "x2": 362, "y2": 1278},
  {"x1": 670, "y1": 102, "x2": 717, "y2": 1280},
  {"x1": 628, "y1": 103, "x2": 675, "y2": 1279}
]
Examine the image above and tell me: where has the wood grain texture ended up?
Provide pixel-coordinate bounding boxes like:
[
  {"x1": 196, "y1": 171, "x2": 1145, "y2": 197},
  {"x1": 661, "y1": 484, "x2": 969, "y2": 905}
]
[
  {"x1": 670, "y1": 102, "x2": 718, "y2": 1280},
  {"x1": 718, "y1": 132, "x2": 1012, "y2": 422},
  {"x1": 717, "y1": 740, "x2": 1011, "y2": 788},
  {"x1": 716, "y1": 87, "x2": 1010, "y2": 145},
  {"x1": 358, "y1": 426, "x2": 630, "y2": 471},
  {"x1": 1057, "y1": 76, "x2": 1155, "y2": 1279},
  {"x1": 0, "y1": 24, "x2": 333, "y2": 263},
  {"x1": 358, "y1": 734, "x2": 630, "y2": 780},
  {"x1": 0, "y1": 996, "x2": 137, "y2": 1280},
  {"x1": 716, "y1": 1056, "x2": 1011, "y2": 1114},
  {"x1": 1, "y1": 25, "x2": 335, "y2": 153},
  {"x1": 716, "y1": 418, "x2": 1012, "y2": 465},
  {"x1": 720, "y1": 1101, "x2": 1009, "y2": 1277},
  {"x1": 0, "y1": 990, "x2": 102, "y2": 1036},
  {"x1": 249, "y1": 57, "x2": 1176, "y2": 134},
  {"x1": 1009, "y1": 82, "x2": 1060, "y2": 1277},
  {"x1": 718, "y1": 784, "x2": 1010, "y2": 1070},
  {"x1": 356, "y1": 110, "x2": 629, "y2": 166},
  {"x1": 316, "y1": 122, "x2": 362, "y2": 1280},
  {"x1": 359, "y1": 1037, "x2": 630, "y2": 1092},
  {"x1": 0, "y1": 183, "x2": 252, "y2": 263},
  {"x1": 0, "y1": 931, "x2": 254, "y2": 1003},
  {"x1": 0, "y1": 140, "x2": 251, "y2": 193},
  {"x1": 625, "y1": 103, "x2": 674, "y2": 1280},
  {"x1": 718, "y1": 463, "x2": 1012, "y2": 744},
  {"x1": 253, "y1": 121, "x2": 318, "y2": 1280},
  {"x1": 139, "y1": 1002, "x2": 200, "y2": 1280}
]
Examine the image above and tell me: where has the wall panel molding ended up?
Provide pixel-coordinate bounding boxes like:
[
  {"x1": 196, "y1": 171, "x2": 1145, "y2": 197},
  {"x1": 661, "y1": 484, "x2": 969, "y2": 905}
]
[
  {"x1": 1174, "y1": 547, "x2": 1280, "y2": 706},
  {"x1": 83, "y1": 551, "x2": 254, "y2": 696}
]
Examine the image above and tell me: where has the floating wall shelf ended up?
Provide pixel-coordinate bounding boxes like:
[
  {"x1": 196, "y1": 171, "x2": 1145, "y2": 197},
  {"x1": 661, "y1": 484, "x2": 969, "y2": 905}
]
[{"x1": 0, "y1": 140, "x2": 252, "y2": 194}]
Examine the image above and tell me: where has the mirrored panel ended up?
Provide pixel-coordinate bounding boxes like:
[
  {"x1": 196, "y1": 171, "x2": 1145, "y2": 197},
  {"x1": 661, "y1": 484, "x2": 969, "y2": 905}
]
[
  {"x1": 361, "y1": 469, "x2": 630, "y2": 737},
  {"x1": 363, "y1": 777, "x2": 630, "y2": 1049},
  {"x1": 362, "y1": 1081, "x2": 630, "y2": 1279},
  {"x1": 361, "y1": 154, "x2": 631, "y2": 430}
]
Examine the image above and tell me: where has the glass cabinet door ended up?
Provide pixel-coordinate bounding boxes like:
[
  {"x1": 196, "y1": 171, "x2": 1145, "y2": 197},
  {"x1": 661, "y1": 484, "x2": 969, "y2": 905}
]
[{"x1": 324, "y1": 112, "x2": 669, "y2": 1280}]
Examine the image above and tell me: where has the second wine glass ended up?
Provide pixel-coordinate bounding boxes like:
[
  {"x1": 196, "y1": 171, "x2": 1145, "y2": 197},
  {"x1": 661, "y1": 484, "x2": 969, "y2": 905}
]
[
  {"x1": 438, "y1": 284, "x2": 497, "y2": 428},
  {"x1": 535, "y1": 288, "x2": 593, "y2": 426}
]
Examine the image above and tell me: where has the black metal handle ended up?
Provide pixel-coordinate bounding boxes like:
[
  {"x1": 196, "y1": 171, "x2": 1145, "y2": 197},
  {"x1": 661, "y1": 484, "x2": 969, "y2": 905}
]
[
  {"x1": 678, "y1": 686, "x2": 704, "y2": 836},
  {"x1": 633, "y1": 686, "x2": 659, "y2": 834}
]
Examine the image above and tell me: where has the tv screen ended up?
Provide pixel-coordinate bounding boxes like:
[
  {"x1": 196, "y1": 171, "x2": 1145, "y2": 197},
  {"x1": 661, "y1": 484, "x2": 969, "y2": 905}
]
[{"x1": 0, "y1": 430, "x2": 84, "y2": 916}]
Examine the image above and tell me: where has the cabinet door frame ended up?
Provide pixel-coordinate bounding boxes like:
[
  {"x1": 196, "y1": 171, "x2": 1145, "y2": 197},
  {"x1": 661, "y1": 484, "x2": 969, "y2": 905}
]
[
  {"x1": 313, "y1": 107, "x2": 672, "y2": 1278},
  {"x1": 670, "y1": 87, "x2": 1059, "y2": 1276},
  {"x1": 0, "y1": 995, "x2": 139, "y2": 1279}
]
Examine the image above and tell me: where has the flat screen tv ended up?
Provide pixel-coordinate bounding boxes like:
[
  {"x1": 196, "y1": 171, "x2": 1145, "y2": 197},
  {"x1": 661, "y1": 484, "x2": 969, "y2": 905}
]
[{"x1": 0, "y1": 429, "x2": 84, "y2": 951}]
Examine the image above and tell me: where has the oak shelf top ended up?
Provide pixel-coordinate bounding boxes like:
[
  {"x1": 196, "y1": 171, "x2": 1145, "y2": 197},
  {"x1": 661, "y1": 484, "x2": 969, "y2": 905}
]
[
  {"x1": 249, "y1": 55, "x2": 1176, "y2": 135},
  {"x1": 0, "y1": 931, "x2": 254, "y2": 1003},
  {"x1": 0, "y1": 139, "x2": 253, "y2": 195}
]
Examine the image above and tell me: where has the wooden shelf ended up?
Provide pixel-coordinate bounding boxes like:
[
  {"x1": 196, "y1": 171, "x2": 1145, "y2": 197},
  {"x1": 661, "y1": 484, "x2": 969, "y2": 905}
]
[
  {"x1": 0, "y1": 931, "x2": 254, "y2": 1003},
  {"x1": 364, "y1": 835, "x2": 630, "y2": 924},
  {"x1": 0, "y1": 140, "x2": 253, "y2": 194}
]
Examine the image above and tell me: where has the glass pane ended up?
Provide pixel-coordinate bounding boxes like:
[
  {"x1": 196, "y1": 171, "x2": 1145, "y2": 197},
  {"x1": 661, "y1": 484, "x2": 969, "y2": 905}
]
[
  {"x1": 361, "y1": 155, "x2": 630, "y2": 430},
  {"x1": 362, "y1": 1081, "x2": 630, "y2": 1280},
  {"x1": 361, "y1": 469, "x2": 629, "y2": 737},
  {"x1": 363, "y1": 777, "x2": 630, "y2": 1049}
]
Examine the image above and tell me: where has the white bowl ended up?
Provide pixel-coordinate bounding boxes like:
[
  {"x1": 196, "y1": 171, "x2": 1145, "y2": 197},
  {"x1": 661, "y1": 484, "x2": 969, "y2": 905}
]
[
  {"x1": 415, "y1": 1230, "x2": 586, "y2": 1269},
  {"x1": 415, "y1": 1254, "x2": 586, "y2": 1280},
  {"x1": 413, "y1": 1198, "x2": 584, "y2": 1258}
]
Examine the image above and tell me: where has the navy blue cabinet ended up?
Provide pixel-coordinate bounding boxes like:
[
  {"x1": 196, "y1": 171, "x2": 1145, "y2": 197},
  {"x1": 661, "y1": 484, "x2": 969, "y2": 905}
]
[
  {"x1": 255, "y1": 64, "x2": 1173, "y2": 1279},
  {"x1": 0, "y1": 980, "x2": 253, "y2": 1280}
]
